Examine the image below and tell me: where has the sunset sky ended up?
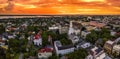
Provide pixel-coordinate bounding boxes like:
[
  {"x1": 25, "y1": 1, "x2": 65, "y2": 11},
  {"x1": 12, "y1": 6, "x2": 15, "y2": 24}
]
[{"x1": 0, "y1": 0, "x2": 120, "y2": 15}]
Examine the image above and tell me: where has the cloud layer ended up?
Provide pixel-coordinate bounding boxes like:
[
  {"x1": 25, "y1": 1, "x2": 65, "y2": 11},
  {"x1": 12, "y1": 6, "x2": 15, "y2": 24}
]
[{"x1": 0, "y1": 0, "x2": 120, "y2": 14}]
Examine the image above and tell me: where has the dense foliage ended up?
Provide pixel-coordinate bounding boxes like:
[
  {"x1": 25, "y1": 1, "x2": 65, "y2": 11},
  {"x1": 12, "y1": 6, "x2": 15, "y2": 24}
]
[
  {"x1": 66, "y1": 48, "x2": 88, "y2": 59},
  {"x1": 86, "y1": 28, "x2": 113, "y2": 46}
]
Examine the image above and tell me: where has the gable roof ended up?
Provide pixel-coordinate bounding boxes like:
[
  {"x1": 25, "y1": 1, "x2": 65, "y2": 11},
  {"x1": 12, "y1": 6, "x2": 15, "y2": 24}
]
[
  {"x1": 38, "y1": 48, "x2": 53, "y2": 53},
  {"x1": 58, "y1": 45, "x2": 74, "y2": 50},
  {"x1": 34, "y1": 34, "x2": 41, "y2": 40}
]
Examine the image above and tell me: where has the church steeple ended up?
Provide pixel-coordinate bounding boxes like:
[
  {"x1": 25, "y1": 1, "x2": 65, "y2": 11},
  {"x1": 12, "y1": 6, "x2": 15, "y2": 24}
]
[
  {"x1": 68, "y1": 21, "x2": 74, "y2": 35},
  {"x1": 70, "y1": 21, "x2": 73, "y2": 28}
]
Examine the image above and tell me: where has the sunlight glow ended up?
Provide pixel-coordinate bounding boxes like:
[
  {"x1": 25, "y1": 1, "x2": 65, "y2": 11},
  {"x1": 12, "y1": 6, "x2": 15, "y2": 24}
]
[
  {"x1": 58, "y1": 0, "x2": 63, "y2": 2},
  {"x1": 15, "y1": 3, "x2": 37, "y2": 8},
  {"x1": 81, "y1": 0, "x2": 105, "y2": 2}
]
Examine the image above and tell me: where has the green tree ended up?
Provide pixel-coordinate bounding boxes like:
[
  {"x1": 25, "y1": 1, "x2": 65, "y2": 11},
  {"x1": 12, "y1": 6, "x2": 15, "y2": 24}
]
[
  {"x1": 42, "y1": 31, "x2": 49, "y2": 46},
  {"x1": 60, "y1": 38, "x2": 72, "y2": 45},
  {"x1": 49, "y1": 53, "x2": 59, "y2": 59},
  {"x1": 66, "y1": 48, "x2": 88, "y2": 59},
  {"x1": 0, "y1": 25, "x2": 5, "y2": 34},
  {"x1": 48, "y1": 31, "x2": 58, "y2": 41},
  {"x1": 8, "y1": 39, "x2": 28, "y2": 53},
  {"x1": 8, "y1": 39, "x2": 20, "y2": 53},
  {"x1": 86, "y1": 28, "x2": 112, "y2": 45},
  {"x1": 86, "y1": 30, "x2": 98, "y2": 44},
  {"x1": 100, "y1": 28, "x2": 111, "y2": 39}
]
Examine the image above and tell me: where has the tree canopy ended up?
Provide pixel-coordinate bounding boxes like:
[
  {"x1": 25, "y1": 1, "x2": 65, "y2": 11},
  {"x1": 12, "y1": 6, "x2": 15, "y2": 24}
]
[
  {"x1": 86, "y1": 28, "x2": 112, "y2": 45},
  {"x1": 66, "y1": 48, "x2": 88, "y2": 59}
]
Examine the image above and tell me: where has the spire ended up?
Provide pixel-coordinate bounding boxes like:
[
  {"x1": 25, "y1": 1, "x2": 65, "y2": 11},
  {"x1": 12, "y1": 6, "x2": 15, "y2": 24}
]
[{"x1": 70, "y1": 21, "x2": 73, "y2": 28}]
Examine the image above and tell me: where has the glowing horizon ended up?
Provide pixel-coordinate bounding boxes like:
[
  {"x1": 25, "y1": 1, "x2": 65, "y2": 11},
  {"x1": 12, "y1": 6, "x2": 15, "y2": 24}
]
[{"x1": 0, "y1": 0, "x2": 120, "y2": 15}]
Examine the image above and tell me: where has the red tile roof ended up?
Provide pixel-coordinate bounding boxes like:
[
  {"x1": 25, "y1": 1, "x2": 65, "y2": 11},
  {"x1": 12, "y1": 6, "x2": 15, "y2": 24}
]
[
  {"x1": 38, "y1": 48, "x2": 53, "y2": 53},
  {"x1": 34, "y1": 34, "x2": 41, "y2": 39},
  {"x1": 90, "y1": 21, "x2": 105, "y2": 28}
]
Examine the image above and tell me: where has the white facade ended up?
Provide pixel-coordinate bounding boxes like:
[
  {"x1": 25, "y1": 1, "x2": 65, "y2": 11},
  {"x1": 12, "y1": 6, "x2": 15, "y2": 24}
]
[
  {"x1": 54, "y1": 41, "x2": 75, "y2": 55},
  {"x1": 105, "y1": 40, "x2": 114, "y2": 45},
  {"x1": 81, "y1": 42, "x2": 91, "y2": 49},
  {"x1": 8, "y1": 35, "x2": 15, "y2": 39},
  {"x1": 86, "y1": 26, "x2": 96, "y2": 31},
  {"x1": 54, "y1": 41, "x2": 62, "y2": 55},
  {"x1": 110, "y1": 31, "x2": 116, "y2": 36},
  {"x1": 0, "y1": 41, "x2": 5, "y2": 46},
  {"x1": 85, "y1": 55, "x2": 93, "y2": 59},
  {"x1": 96, "y1": 53, "x2": 106, "y2": 59},
  {"x1": 33, "y1": 38, "x2": 42, "y2": 46},
  {"x1": 68, "y1": 35, "x2": 79, "y2": 44},
  {"x1": 59, "y1": 26, "x2": 69, "y2": 34},
  {"x1": 74, "y1": 29, "x2": 81, "y2": 35},
  {"x1": 2, "y1": 37, "x2": 7, "y2": 41},
  {"x1": 112, "y1": 45, "x2": 120, "y2": 55},
  {"x1": 49, "y1": 26, "x2": 59, "y2": 30},
  {"x1": 38, "y1": 52, "x2": 52, "y2": 59},
  {"x1": 72, "y1": 36, "x2": 79, "y2": 44},
  {"x1": 89, "y1": 47, "x2": 106, "y2": 59},
  {"x1": 68, "y1": 27, "x2": 74, "y2": 35},
  {"x1": 68, "y1": 21, "x2": 81, "y2": 35},
  {"x1": 57, "y1": 47, "x2": 75, "y2": 55},
  {"x1": 115, "y1": 37, "x2": 120, "y2": 43},
  {"x1": 81, "y1": 31, "x2": 90, "y2": 38}
]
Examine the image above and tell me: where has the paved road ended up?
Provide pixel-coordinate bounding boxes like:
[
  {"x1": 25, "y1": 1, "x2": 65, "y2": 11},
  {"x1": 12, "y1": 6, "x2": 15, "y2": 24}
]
[{"x1": 19, "y1": 53, "x2": 24, "y2": 59}]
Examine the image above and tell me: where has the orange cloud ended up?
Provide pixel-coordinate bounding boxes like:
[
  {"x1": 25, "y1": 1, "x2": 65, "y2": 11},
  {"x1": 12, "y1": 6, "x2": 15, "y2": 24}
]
[
  {"x1": 80, "y1": 0, "x2": 106, "y2": 2},
  {"x1": 0, "y1": 0, "x2": 120, "y2": 15}
]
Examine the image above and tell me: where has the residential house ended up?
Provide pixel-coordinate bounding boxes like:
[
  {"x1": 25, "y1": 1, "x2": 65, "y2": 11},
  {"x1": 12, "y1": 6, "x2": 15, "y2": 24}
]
[
  {"x1": 68, "y1": 27, "x2": 74, "y2": 35},
  {"x1": 59, "y1": 25, "x2": 69, "y2": 34},
  {"x1": 20, "y1": 23, "x2": 28, "y2": 30},
  {"x1": 110, "y1": 31, "x2": 116, "y2": 36},
  {"x1": 81, "y1": 22, "x2": 89, "y2": 26},
  {"x1": 5, "y1": 26, "x2": 18, "y2": 32},
  {"x1": 114, "y1": 37, "x2": 120, "y2": 43},
  {"x1": 81, "y1": 31, "x2": 90, "y2": 38},
  {"x1": 48, "y1": 25, "x2": 59, "y2": 33},
  {"x1": 86, "y1": 26, "x2": 96, "y2": 31},
  {"x1": 104, "y1": 37, "x2": 120, "y2": 55},
  {"x1": 7, "y1": 34, "x2": 16, "y2": 39},
  {"x1": 68, "y1": 34, "x2": 79, "y2": 44},
  {"x1": 68, "y1": 21, "x2": 81, "y2": 35},
  {"x1": 112, "y1": 45, "x2": 120, "y2": 56},
  {"x1": 80, "y1": 42, "x2": 91, "y2": 49},
  {"x1": 33, "y1": 34, "x2": 42, "y2": 46},
  {"x1": 38, "y1": 48, "x2": 53, "y2": 59},
  {"x1": 86, "y1": 47, "x2": 106, "y2": 59},
  {"x1": 76, "y1": 42, "x2": 91, "y2": 49},
  {"x1": 104, "y1": 40, "x2": 115, "y2": 54},
  {"x1": 90, "y1": 21, "x2": 106, "y2": 28},
  {"x1": 0, "y1": 39, "x2": 5, "y2": 46},
  {"x1": 0, "y1": 36, "x2": 8, "y2": 49},
  {"x1": 48, "y1": 25, "x2": 59, "y2": 31},
  {"x1": 54, "y1": 41, "x2": 74, "y2": 55}
]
